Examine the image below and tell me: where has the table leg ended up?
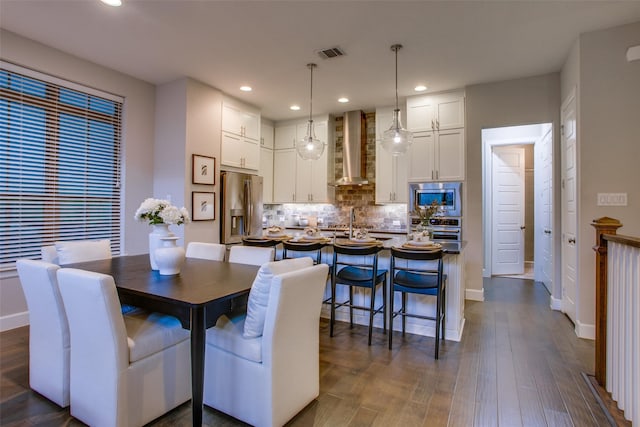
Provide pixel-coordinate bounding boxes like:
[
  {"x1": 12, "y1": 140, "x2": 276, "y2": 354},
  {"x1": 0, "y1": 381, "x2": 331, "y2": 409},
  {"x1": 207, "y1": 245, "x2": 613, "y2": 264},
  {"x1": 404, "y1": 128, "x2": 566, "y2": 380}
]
[{"x1": 191, "y1": 306, "x2": 205, "y2": 426}]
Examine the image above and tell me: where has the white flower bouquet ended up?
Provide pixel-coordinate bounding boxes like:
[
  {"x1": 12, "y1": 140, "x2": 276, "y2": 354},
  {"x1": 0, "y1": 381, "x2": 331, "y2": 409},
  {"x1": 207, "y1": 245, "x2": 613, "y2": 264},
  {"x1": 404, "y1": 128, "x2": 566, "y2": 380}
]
[{"x1": 135, "y1": 198, "x2": 190, "y2": 226}]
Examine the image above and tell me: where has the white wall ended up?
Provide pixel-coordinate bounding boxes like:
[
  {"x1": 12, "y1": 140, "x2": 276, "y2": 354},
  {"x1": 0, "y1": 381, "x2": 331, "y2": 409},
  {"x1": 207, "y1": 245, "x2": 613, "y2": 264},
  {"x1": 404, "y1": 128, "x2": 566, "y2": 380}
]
[
  {"x1": 0, "y1": 30, "x2": 156, "y2": 328},
  {"x1": 574, "y1": 21, "x2": 640, "y2": 330}
]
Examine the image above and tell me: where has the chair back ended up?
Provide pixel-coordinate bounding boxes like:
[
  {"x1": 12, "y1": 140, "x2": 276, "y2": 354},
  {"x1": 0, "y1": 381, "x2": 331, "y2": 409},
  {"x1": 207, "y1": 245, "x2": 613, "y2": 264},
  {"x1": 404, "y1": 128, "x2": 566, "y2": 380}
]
[
  {"x1": 57, "y1": 268, "x2": 129, "y2": 424},
  {"x1": 16, "y1": 259, "x2": 69, "y2": 407},
  {"x1": 262, "y1": 264, "x2": 329, "y2": 408},
  {"x1": 390, "y1": 247, "x2": 444, "y2": 285},
  {"x1": 229, "y1": 245, "x2": 275, "y2": 266},
  {"x1": 52, "y1": 239, "x2": 112, "y2": 265},
  {"x1": 242, "y1": 237, "x2": 280, "y2": 248},
  {"x1": 41, "y1": 245, "x2": 59, "y2": 264},
  {"x1": 282, "y1": 241, "x2": 325, "y2": 264},
  {"x1": 332, "y1": 243, "x2": 383, "y2": 272},
  {"x1": 186, "y1": 242, "x2": 226, "y2": 261}
]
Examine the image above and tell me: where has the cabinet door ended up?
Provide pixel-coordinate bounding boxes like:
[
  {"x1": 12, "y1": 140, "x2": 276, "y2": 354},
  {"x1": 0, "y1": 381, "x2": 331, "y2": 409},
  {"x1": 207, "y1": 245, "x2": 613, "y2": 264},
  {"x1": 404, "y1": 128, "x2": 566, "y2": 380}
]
[
  {"x1": 275, "y1": 124, "x2": 297, "y2": 149},
  {"x1": 259, "y1": 147, "x2": 274, "y2": 203},
  {"x1": 310, "y1": 142, "x2": 329, "y2": 202},
  {"x1": 243, "y1": 139, "x2": 260, "y2": 171},
  {"x1": 222, "y1": 103, "x2": 243, "y2": 136},
  {"x1": 241, "y1": 111, "x2": 260, "y2": 142},
  {"x1": 393, "y1": 154, "x2": 409, "y2": 202},
  {"x1": 260, "y1": 123, "x2": 274, "y2": 149},
  {"x1": 375, "y1": 142, "x2": 394, "y2": 203},
  {"x1": 295, "y1": 157, "x2": 313, "y2": 202},
  {"x1": 436, "y1": 128, "x2": 465, "y2": 181},
  {"x1": 408, "y1": 132, "x2": 436, "y2": 181},
  {"x1": 221, "y1": 132, "x2": 243, "y2": 168},
  {"x1": 434, "y1": 93, "x2": 465, "y2": 130},
  {"x1": 406, "y1": 96, "x2": 436, "y2": 132},
  {"x1": 273, "y1": 149, "x2": 296, "y2": 203}
]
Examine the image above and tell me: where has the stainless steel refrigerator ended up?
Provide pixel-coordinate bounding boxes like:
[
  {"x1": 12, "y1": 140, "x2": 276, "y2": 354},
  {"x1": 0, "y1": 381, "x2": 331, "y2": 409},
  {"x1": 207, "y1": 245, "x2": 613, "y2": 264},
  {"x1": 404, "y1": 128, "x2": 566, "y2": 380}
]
[{"x1": 220, "y1": 171, "x2": 263, "y2": 244}]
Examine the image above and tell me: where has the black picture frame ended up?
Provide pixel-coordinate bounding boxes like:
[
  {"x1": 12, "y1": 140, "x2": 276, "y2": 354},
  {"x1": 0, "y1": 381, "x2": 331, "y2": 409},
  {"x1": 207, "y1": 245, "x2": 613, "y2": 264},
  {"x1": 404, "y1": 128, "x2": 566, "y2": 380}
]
[
  {"x1": 192, "y1": 192, "x2": 215, "y2": 221},
  {"x1": 192, "y1": 154, "x2": 215, "y2": 185}
]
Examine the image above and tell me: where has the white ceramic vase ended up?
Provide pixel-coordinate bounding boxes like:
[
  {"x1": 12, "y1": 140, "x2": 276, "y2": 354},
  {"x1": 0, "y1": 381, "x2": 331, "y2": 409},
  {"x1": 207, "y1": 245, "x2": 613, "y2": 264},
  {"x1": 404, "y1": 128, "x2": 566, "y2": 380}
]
[
  {"x1": 154, "y1": 237, "x2": 185, "y2": 275},
  {"x1": 149, "y1": 224, "x2": 174, "y2": 270}
]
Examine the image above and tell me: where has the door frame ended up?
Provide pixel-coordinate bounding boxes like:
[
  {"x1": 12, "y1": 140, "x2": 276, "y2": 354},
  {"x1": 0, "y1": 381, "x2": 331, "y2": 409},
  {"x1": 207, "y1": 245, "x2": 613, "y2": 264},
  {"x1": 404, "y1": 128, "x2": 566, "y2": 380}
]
[{"x1": 481, "y1": 124, "x2": 552, "y2": 278}]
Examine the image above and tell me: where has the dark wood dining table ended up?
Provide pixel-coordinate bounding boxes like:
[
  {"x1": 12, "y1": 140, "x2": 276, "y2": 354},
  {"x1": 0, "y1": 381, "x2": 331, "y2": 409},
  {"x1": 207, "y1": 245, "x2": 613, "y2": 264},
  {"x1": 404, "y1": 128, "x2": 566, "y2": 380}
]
[{"x1": 66, "y1": 254, "x2": 259, "y2": 426}]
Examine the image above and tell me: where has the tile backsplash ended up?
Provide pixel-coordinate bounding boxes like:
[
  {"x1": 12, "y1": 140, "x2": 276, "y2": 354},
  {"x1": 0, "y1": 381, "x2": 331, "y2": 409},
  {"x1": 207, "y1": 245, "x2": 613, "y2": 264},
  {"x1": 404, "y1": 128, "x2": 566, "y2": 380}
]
[{"x1": 265, "y1": 112, "x2": 408, "y2": 230}]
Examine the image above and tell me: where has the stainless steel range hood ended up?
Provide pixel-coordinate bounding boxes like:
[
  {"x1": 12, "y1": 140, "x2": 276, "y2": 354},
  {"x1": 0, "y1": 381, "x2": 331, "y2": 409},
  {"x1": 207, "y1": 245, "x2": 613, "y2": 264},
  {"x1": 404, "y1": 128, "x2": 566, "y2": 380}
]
[{"x1": 333, "y1": 110, "x2": 369, "y2": 186}]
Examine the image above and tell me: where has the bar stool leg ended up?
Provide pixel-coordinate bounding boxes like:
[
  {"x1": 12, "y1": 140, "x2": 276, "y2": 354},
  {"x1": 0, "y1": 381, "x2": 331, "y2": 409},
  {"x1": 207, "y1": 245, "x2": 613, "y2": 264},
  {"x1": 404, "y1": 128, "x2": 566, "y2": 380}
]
[
  {"x1": 330, "y1": 275, "x2": 336, "y2": 337},
  {"x1": 401, "y1": 292, "x2": 407, "y2": 336},
  {"x1": 389, "y1": 287, "x2": 394, "y2": 350},
  {"x1": 435, "y1": 292, "x2": 441, "y2": 360},
  {"x1": 349, "y1": 287, "x2": 354, "y2": 328},
  {"x1": 368, "y1": 284, "x2": 376, "y2": 345},
  {"x1": 382, "y1": 280, "x2": 387, "y2": 334},
  {"x1": 442, "y1": 284, "x2": 447, "y2": 341}
]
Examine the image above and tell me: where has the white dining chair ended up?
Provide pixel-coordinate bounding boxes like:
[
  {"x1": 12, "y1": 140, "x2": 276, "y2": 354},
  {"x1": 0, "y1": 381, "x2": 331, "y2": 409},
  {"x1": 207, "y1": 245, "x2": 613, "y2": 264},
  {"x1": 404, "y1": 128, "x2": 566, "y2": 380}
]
[
  {"x1": 41, "y1": 239, "x2": 112, "y2": 265},
  {"x1": 186, "y1": 242, "x2": 226, "y2": 261},
  {"x1": 228, "y1": 245, "x2": 274, "y2": 266},
  {"x1": 203, "y1": 259, "x2": 328, "y2": 427},
  {"x1": 16, "y1": 259, "x2": 69, "y2": 407},
  {"x1": 57, "y1": 268, "x2": 192, "y2": 427}
]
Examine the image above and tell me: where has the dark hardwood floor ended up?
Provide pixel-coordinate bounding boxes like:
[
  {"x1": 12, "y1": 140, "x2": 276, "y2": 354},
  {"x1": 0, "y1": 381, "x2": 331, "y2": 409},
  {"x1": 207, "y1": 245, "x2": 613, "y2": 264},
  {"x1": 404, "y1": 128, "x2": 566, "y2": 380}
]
[{"x1": 0, "y1": 277, "x2": 610, "y2": 426}]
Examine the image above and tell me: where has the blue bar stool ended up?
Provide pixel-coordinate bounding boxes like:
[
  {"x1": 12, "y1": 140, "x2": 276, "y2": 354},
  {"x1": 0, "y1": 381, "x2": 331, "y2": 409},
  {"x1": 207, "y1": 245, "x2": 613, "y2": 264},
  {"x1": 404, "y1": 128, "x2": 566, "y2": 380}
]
[
  {"x1": 330, "y1": 243, "x2": 387, "y2": 345},
  {"x1": 389, "y1": 247, "x2": 446, "y2": 359}
]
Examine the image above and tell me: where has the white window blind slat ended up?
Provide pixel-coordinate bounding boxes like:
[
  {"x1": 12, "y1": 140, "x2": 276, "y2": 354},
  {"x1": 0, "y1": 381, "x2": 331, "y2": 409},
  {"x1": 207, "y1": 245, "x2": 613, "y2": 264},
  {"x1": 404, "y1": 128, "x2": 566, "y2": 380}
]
[{"x1": 0, "y1": 67, "x2": 122, "y2": 270}]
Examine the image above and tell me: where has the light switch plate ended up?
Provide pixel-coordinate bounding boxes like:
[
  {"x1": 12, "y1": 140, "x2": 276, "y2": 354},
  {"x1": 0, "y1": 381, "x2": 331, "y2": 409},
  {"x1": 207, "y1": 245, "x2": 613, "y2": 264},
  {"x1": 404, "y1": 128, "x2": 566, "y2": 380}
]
[{"x1": 597, "y1": 193, "x2": 627, "y2": 206}]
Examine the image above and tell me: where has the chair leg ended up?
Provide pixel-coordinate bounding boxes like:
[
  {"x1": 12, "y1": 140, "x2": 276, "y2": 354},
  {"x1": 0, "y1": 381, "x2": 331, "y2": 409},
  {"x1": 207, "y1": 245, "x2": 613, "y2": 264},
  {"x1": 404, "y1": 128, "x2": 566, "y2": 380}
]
[
  {"x1": 349, "y1": 286, "x2": 354, "y2": 328},
  {"x1": 401, "y1": 292, "x2": 407, "y2": 336},
  {"x1": 330, "y1": 277, "x2": 336, "y2": 337},
  {"x1": 389, "y1": 288, "x2": 394, "y2": 350},
  {"x1": 382, "y1": 280, "x2": 387, "y2": 334},
  {"x1": 368, "y1": 285, "x2": 375, "y2": 345},
  {"x1": 442, "y1": 285, "x2": 446, "y2": 342},
  {"x1": 434, "y1": 293, "x2": 441, "y2": 360}
]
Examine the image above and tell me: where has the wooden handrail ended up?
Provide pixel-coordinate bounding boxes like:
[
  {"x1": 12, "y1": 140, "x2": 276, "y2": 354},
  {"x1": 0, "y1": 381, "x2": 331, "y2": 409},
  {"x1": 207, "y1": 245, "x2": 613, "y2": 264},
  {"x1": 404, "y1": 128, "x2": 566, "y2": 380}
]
[{"x1": 591, "y1": 217, "x2": 622, "y2": 386}]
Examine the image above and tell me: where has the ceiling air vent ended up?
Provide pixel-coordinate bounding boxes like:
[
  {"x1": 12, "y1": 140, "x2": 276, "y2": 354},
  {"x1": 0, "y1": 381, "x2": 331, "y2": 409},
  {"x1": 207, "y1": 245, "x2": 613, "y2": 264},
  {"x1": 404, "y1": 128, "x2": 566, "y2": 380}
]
[{"x1": 317, "y1": 46, "x2": 345, "y2": 59}]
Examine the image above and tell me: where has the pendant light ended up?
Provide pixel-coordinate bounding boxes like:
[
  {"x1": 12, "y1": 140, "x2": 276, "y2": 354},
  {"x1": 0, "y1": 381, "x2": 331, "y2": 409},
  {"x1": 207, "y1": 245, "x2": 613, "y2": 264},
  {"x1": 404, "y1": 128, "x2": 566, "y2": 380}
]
[
  {"x1": 297, "y1": 63, "x2": 325, "y2": 160},
  {"x1": 381, "y1": 44, "x2": 413, "y2": 156}
]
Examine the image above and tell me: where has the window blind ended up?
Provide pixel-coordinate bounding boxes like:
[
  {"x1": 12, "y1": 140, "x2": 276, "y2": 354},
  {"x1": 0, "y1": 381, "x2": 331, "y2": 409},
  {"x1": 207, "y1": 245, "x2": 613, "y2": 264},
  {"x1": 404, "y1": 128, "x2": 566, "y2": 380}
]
[{"x1": 0, "y1": 64, "x2": 122, "y2": 270}]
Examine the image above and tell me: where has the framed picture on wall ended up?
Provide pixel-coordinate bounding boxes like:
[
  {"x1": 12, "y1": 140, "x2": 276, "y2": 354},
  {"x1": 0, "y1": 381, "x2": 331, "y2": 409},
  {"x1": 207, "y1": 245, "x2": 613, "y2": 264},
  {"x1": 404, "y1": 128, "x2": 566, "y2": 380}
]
[
  {"x1": 192, "y1": 192, "x2": 215, "y2": 221},
  {"x1": 192, "y1": 154, "x2": 215, "y2": 185}
]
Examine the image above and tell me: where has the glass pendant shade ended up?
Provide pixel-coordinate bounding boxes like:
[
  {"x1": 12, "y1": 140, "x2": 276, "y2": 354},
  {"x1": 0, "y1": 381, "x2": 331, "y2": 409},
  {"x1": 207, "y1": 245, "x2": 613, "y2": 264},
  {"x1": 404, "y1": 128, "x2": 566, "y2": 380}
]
[
  {"x1": 381, "y1": 44, "x2": 413, "y2": 156},
  {"x1": 297, "y1": 119, "x2": 324, "y2": 160},
  {"x1": 381, "y1": 108, "x2": 413, "y2": 156},
  {"x1": 297, "y1": 63, "x2": 325, "y2": 161}
]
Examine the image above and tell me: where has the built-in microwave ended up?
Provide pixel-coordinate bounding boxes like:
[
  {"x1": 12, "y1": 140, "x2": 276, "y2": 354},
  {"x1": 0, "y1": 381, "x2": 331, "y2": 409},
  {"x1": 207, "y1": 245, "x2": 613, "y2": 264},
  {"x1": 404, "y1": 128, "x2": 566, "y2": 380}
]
[{"x1": 408, "y1": 181, "x2": 462, "y2": 217}]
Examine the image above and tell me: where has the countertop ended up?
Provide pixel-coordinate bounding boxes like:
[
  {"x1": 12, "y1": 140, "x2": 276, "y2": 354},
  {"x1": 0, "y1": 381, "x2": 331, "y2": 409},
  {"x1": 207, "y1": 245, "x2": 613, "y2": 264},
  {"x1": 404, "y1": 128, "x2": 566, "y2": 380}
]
[{"x1": 260, "y1": 228, "x2": 465, "y2": 254}]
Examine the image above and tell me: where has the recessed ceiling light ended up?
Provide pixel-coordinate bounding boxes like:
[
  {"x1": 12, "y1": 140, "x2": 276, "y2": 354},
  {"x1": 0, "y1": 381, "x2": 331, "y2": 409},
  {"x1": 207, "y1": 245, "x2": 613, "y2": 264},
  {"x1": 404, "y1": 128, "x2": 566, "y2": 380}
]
[
  {"x1": 338, "y1": 97, "x2": 349, "y2": 103},
  {"x1": 240, "y1": 86, "x2": 252, "y2": 92},
  {"x1": 100, "y1": 0, "x2": 122, "y2": 6},
  {"x1": 414, "y1": 85, "x2": 427, "y2": 92},
  {"x1": 290, "y1": 105, "x2": 301, "y2": 111}
]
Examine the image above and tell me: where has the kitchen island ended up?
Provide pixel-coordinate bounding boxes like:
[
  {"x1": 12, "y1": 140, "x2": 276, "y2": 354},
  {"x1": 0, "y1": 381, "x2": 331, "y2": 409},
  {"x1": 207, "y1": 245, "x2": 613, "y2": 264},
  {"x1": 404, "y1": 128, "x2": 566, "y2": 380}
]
[{"x1": 262, "y1": 230, "x2": 467, "y2": 342}]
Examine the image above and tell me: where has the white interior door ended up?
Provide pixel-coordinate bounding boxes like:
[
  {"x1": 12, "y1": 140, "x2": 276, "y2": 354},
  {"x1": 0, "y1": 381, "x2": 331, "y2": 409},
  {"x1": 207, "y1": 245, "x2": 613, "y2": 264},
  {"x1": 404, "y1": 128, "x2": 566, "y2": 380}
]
[
  {"x1": 561, "y1": 92, "x2": 578, "y2": 323},
  {"x1": 492, "y1": 146, "x2": 525, "y2": 275},
  {"x1": 535, "y1": 128, "x2": 554, "y2": 292}
]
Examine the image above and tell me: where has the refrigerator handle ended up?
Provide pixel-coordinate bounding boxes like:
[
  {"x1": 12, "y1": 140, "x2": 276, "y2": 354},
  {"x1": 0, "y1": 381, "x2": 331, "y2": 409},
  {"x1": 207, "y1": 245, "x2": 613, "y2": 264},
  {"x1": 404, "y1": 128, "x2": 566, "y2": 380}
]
[{"x1": 244, "y1": 179, "x2": 252, "y2": 236}]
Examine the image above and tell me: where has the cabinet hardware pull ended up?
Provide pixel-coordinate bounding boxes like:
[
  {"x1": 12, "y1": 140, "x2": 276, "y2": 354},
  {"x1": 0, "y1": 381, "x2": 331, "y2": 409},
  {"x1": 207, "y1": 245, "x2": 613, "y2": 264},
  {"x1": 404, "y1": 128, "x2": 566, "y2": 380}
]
[
  {"x1": 431, "y1": 170, "x2": 434, "y2": 180},
  {"x1": 544, "y1": 229, "x2": 552, "y2": 234},
  {"x1": 436, "y1": 119, "x2": 440, "y2": 129},
  {"x1": 520, "y1": 226, "x2": 526, "y2": 230},
  {"x1": 431, "y1": 119, "x2": 435, "y2": 130},
  {"x1": 568, "y1": 237, "x2": 576, "y2": 244}
]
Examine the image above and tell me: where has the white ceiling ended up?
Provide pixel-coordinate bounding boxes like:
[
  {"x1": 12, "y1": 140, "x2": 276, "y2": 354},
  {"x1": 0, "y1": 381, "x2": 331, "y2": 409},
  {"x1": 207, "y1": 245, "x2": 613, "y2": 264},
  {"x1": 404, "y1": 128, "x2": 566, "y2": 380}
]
[{"x1": 2, "y1": 1, "x2": 639, "y2": 121}]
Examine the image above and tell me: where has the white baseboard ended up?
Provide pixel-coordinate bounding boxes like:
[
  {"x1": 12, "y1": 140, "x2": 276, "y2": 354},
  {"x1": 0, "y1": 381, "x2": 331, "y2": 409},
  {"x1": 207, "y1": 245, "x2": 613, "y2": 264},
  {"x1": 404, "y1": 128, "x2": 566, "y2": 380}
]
[
  {"x1": 550, "y1": 296, "x2": 562, "y2": 311},
  {"x1": 0, "y1": 311, "x2": 29, "y2": 332},
  {"x1": 575, "y1": 320, "x2": 595, "y2": 340},
  {"x1": 465, "y1": 288, "x2": 485, "y2": 301}
]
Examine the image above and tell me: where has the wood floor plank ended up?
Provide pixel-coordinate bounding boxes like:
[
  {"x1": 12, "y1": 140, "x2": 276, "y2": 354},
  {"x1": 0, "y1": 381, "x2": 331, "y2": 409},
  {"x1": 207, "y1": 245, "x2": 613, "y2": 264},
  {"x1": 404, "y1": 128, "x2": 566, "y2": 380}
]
[{"x1": 1, "y1": 278, "x2": 612, "y2": 427}]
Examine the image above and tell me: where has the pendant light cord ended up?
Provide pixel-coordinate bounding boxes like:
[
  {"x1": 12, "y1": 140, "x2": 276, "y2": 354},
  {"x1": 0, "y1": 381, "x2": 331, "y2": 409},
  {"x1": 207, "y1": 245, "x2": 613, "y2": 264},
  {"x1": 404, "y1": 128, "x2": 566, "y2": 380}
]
[
  {"x1": 307, "y1": 63, "x2": 316, "y2": 122},
  {"x1": 394, "y1": 46, "x2": 399, "y2": 111}
]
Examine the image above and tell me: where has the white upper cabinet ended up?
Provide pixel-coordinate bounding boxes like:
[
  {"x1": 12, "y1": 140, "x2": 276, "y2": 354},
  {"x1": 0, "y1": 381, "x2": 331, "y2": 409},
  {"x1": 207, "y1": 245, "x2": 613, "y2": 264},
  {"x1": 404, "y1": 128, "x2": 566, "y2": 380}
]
[
  {"x1": 406, "y1": 90, "x2": 465, "y2": 181},
  {"x1": 375, "y1": 107, "x2": 408, "y2": 203},
  {"x1": 260, "y1": 122, "x2": 274, "y2": 149},
  {"x1": 406, "y1": 90, "x2": 465, "y2": 132},
  {"x1": 272, "y1": 117, "x2": 332, "y2": 203},
  {"x1": 221, "y1": 99, "x2": 260, "y2": 170},
  {"x1": 259, "y1": 146, "x2": 274, "y2": 203}
]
